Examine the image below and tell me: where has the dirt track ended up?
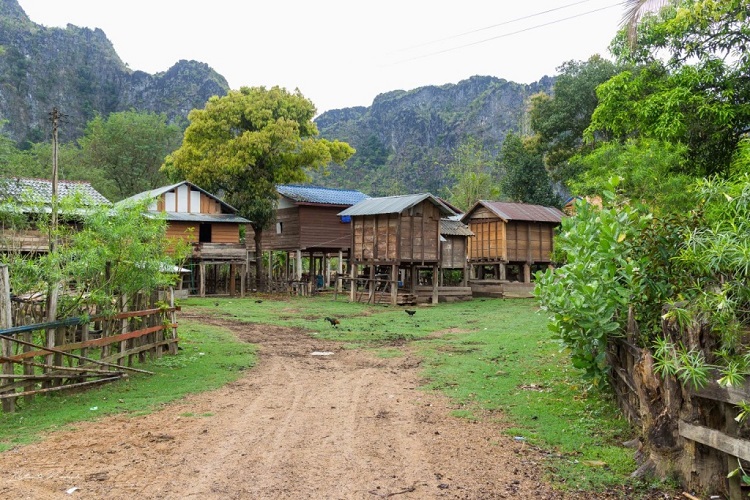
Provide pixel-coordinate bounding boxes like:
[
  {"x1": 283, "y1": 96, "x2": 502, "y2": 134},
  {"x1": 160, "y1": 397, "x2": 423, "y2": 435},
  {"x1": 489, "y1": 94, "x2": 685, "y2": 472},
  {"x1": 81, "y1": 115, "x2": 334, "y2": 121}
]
[{"x1": 0, "y1": 316, "x2": 614, "y2": 499}]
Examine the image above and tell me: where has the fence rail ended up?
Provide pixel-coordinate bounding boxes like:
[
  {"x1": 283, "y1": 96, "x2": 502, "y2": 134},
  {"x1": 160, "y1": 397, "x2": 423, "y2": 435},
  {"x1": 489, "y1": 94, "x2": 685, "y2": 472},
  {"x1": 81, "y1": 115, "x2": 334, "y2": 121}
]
[{"x1": 0, "y1": 270, "x2": 180, "y2": 413}]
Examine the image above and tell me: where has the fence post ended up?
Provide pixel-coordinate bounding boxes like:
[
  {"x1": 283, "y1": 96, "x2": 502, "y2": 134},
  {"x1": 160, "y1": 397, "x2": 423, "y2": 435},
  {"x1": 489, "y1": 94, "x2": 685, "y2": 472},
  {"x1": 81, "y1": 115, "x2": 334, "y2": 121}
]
[{"x1": 0, "y1": 265, "x2": 16, "y2": 412}]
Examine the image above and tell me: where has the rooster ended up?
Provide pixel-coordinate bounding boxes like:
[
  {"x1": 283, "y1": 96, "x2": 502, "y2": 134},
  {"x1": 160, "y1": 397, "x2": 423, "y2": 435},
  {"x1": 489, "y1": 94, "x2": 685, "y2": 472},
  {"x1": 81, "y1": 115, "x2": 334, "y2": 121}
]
[{"x1": 324, "y1": 317, "x2": 340, "y2": 328}]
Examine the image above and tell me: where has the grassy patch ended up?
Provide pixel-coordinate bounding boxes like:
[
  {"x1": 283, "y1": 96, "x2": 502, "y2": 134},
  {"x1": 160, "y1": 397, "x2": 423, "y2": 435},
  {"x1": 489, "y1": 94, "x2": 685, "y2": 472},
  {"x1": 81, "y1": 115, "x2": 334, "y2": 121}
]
[{"x1": 0, "y1": 318, "x2": 255, "y2": 451}]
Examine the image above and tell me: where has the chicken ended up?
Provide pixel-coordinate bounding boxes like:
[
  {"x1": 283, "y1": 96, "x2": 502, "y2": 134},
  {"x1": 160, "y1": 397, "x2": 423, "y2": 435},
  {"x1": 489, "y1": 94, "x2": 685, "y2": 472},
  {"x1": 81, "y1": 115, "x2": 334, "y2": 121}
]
[
  {"x1": 324, "y1": 317, "x2": 340, "y2": 328},
  {"x1": 255, "y1": 300, "x2": 263, "y2": 303},
  {"x1": 405, "y1": 309, "x2": 416, "y2": 316}
]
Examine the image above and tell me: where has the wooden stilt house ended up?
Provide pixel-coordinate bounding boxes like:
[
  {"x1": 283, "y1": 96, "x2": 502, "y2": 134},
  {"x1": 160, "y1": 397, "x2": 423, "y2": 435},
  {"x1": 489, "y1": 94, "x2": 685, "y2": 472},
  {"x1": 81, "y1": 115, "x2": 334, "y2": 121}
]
[
  {"x1": 0, "y1": 177, "x2": 111, "y2": 254},
  {"x1": 119, "y1": 181, "x2": 251, "y2": 297},
  {"x1": 338, "y1": 193, "x2": 456, "y2": 305},
  {"x1": 461, "y1": 200, "x2": 564, "y2": 297},
  {"x1": 259, "y1": 184, "x2": 369, "y2": 293}
]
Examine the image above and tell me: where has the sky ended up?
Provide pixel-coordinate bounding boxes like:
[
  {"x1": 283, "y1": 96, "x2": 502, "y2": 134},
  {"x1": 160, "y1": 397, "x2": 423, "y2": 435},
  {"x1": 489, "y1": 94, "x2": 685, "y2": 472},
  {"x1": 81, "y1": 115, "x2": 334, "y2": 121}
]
[{"x1": 16, "y1": 0, "x2": 628, "y2": 115}]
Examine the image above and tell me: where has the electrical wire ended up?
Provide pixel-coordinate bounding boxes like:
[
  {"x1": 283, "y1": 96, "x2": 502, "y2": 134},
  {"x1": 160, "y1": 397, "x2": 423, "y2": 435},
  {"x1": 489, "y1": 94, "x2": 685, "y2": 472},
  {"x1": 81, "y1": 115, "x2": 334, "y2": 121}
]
[
  {"x1": 389, "y1": 1, "x2": 626, "y2": 65},
  {"x1": 393, "y1": 0, "x2": 601, "y2": 54}
]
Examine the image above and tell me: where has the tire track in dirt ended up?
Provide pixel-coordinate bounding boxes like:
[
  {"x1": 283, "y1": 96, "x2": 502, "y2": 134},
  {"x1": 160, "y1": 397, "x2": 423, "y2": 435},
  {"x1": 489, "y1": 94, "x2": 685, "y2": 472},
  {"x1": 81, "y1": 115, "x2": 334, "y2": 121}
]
[{"x1": 0, "y1": 316, "x2": 574, "y2": 499}]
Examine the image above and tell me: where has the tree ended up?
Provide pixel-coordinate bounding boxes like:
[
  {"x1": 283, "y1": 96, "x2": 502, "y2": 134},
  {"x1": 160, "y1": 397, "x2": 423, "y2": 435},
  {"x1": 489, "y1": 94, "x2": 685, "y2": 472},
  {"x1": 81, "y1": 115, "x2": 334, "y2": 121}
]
[
  {"x1": 587, "y1": 0, "x2": 750, "y2": 178},
  {"x1": 162, "y1": 86, "x2": 355, "y2": 285},
  {"x1": 77, "y1": 110, "x2": 182, "y2": 201},
  {"x1": 528, "y1": 55, "x2": 621, "y2": 184},
  {"x1": 569, "y1": 138, "x2": 694, "y2": 213},
  {"x1": 444, "y1": 138, "x2": 500, "y2": 211},
  {"x1": 498, "y1": 134, "x2": 560, "y2": 207}
]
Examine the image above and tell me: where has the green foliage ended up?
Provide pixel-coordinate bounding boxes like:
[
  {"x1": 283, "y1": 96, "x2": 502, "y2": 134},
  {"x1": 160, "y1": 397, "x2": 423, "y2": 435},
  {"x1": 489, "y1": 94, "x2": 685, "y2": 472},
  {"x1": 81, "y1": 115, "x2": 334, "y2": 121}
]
[
  {"x1": 570, "y1": 138, "x2": 694, "y2": 213},
  {"x1": 529, "y1": 55, "x2": 621, "y2": 183},
  {"x1": 498, "y1": 133, "x2": 561, "y2": 207},
  {"x1": 535, "y1": 181, "x2": 657, "y2": 385},
  {"x1": 77, "y1": 110, "x2": 182, "y2": 201},
  {"x1": 589, "y1": 0, "x2": 750, "y2": 178},
  {"x1": 0, "y1": 194, "x2": 189, "y2": 316},
  {"x1": 444, "y1": 137, "x2": 500, "y2": 211}
]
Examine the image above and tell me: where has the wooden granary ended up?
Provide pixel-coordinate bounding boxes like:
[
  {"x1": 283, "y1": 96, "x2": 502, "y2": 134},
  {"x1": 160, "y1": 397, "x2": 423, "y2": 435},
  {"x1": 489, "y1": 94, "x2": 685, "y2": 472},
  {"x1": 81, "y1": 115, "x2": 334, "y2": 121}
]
[
  {"x1": 338, "y1": 193, "x2": 456, "y2": 305},
  {"x1": 461, "y1": 201, "x2": 563, "y2": 292}
]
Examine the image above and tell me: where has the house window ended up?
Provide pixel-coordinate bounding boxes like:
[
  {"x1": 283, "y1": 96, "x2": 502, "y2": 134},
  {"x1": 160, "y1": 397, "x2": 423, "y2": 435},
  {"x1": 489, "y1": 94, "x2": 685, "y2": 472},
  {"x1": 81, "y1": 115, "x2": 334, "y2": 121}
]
[
  {"x1": 276, "y1": 222, "x2": 283, "y2": 234},
  {"x1": 199, "y1": 223, "x2": 211, "y2": 243}
]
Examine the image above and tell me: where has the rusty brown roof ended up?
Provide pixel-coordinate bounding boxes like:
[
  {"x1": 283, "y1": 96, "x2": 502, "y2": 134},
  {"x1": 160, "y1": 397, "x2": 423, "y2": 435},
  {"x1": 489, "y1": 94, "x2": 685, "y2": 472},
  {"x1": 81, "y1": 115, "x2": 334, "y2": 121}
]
[{"x1": 464, "y1": 201, "x2": 564, "y2": 223}]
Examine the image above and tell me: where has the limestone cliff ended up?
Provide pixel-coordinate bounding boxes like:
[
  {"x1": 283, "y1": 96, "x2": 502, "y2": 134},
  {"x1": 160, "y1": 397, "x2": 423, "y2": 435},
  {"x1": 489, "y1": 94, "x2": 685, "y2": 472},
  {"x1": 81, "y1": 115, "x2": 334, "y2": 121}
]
[
  {"x1": 313, "y1": 75, "x2": 554, "y2": 196},
  {"x1": 0, "y1": 0, "x2": 229, "y2": 145}
]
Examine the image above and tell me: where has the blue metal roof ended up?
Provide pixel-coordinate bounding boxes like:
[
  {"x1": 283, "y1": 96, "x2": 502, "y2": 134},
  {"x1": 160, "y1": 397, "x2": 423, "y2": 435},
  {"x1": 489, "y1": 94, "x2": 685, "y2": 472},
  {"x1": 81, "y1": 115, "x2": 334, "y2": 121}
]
[{"x1": 277, "y1": 184, "x2": 369, "y2": 206}]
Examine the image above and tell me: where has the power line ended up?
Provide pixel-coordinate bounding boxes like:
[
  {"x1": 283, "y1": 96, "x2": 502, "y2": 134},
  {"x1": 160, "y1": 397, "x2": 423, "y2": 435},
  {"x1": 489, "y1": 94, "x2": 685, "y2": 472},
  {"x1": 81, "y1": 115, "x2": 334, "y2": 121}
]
[
  {"x1": 389, "y1": 1, "x2": 626, "y2": 66},
  {"x1": 393, "y1": 0, "x2": 601, "y2": 54}
]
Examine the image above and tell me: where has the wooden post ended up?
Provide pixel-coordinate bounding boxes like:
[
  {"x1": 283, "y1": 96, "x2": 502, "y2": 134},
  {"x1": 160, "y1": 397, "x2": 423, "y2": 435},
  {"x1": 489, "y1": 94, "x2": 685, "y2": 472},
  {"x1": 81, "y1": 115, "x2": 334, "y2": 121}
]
[
  {"x1": 390, "y1": 264, "x2": 398, "y2": 306},
  {"x1": 499, "y1": 263, "x2": 507, "y2": 281},
  {"x1": 324, "y1": 254, "x2": 330, "y2": 290},
  {"x1": 240, "y1": 264, "x2": 246, "y2": 298},
  {"x1": 199, "y1": 262, "x2": 206, "y2": 297},
  {"x1": 296, "y1": 249, "x2": 302, "y2": 280},
  {"x1": 169, "y1": 286, "x2": 178, "y2": 355},
  {"x1": 268, "y1": 251, "x2": 274, "y2": 284},
  {"x1": 523, "y1": 263, "x2": 531, "y2": 283},
  {"x1": 230, "y1": 263, "x2": 236, "y2": 297},
  {"x1": 337, "y1": 250, "x2": 344, "y2": 293},
  {"x1": 0, "y1": 265, "x2": 15, "y2": 412},
  {"x1": 432, "y1": 264, "x2": 439, "y2": 304},
  {"x1": 726, "y1": 403, "x2": 743, "y2": 499},
  {"x1": 350, "y1": 263, "x2": 357, "y2": 302},
  {"x1": 368, "y1": 264, "x2": 375, "y2": 302}
]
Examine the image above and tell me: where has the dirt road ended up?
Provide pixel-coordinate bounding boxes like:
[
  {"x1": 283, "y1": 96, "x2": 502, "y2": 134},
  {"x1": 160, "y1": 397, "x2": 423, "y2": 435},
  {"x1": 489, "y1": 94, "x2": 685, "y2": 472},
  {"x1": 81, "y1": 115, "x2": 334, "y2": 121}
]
[{"x1": 0, "y1": 316, "x2": 594, "y2": 499}]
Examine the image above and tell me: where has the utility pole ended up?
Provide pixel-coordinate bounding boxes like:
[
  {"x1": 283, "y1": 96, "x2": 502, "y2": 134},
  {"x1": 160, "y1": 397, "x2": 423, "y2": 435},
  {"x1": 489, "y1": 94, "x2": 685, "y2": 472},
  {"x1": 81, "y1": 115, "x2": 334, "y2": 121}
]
[{"x1": 45, "y1": 108, "x2": 62, "y2": 376}]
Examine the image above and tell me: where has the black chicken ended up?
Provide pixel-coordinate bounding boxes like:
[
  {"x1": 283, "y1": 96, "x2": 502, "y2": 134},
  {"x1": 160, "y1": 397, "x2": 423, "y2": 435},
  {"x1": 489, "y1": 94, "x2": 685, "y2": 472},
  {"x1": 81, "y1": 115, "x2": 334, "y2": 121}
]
[
  {"x1": 405, "y1": 309, "x2": 417, "y2": 316},
  {"x1": 324, "y1": 317, "x2": 340, "y2": 328}
]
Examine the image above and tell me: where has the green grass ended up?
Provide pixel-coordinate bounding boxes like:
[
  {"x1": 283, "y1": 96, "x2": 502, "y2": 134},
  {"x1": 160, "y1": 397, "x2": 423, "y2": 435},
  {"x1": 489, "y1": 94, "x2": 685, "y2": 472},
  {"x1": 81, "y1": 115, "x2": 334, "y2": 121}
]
[{"x1": 0, "y1": 318, "x2": 255, "y2": 451}]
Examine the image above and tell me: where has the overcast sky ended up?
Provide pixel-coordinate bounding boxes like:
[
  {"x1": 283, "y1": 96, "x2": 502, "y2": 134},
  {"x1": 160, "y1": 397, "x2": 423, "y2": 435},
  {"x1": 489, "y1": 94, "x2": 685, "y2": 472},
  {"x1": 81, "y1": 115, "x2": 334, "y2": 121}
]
[{"x1": 17, "y1": 0, "x2": 628, "y2": 115}]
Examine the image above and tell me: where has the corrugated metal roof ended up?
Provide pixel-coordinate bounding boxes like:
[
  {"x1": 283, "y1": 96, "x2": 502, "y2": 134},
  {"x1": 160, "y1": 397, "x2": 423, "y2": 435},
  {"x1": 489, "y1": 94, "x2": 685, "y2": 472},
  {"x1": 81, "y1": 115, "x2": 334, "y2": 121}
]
[
  {"x1": 338, "y1": 193, "x2": 456, "y2": 217},
  {"x1": 277, "y1": 184, "x2": 369, "y2": 206},
  {"x1": 119, "y1": 181, "x2": 240, "y2": 214},
  {"x1": 0, "y1": 177, "x2": 111, "y2": 205},
  {"x1": 148, "y1": 212, "x2": 251, "y2": 224},
  {"x1": 464, "y1": 201, "x2": 564, "y2": 223},
  {"x1": 440, "y1": 218, "x2": 474, "y2": 236}
]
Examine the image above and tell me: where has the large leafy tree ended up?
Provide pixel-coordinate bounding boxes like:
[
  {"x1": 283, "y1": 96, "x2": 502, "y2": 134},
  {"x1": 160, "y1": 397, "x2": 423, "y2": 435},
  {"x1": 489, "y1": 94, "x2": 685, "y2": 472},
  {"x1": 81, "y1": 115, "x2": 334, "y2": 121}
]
[
  {"x1": 77, "y1": 110, "x2": 182, "y2": 201},
  {"x1": 445, "y1": 138, "x2": 500, "y2": 211},
  {"x1": 587, "y1": 0, "x2": 750, "y2": 178},
  {"x1": 162, "y1": 86, "x2": 355, "y2": 283},
  {"x1": 528, "y1": 55, "x2": 621, "y2": 184},
  {"x1": 498, "y1": 134, "x2": 561, "y2": 207}
]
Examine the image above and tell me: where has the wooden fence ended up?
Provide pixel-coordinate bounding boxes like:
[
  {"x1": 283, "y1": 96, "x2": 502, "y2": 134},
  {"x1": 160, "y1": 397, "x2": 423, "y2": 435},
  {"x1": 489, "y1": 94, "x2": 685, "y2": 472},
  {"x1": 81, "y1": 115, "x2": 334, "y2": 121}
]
[
  {"x1": 608, "y1": 310, "x2": 750, "y2": 498},
  {"x1": 0, "y1": 267, "x2": 179, "y2": 413}
]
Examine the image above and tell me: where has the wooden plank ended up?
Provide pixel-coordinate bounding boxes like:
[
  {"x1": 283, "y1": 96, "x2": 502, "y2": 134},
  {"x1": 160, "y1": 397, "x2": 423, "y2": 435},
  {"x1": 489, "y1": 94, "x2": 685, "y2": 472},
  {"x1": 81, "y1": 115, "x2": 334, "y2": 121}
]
[
  {"x1": 678, "y1": 421, "x2": 750, "y2": 462},
  {"x1": 692, "y1": 378, "x2": 750, "y2": 405},
  {"x1": 6, "y1": 324, "x2": 174, "y2": 360},
  {"x1": 0, "y1": 376, "x2": 124, "y2": 399}
]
